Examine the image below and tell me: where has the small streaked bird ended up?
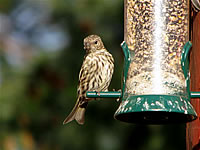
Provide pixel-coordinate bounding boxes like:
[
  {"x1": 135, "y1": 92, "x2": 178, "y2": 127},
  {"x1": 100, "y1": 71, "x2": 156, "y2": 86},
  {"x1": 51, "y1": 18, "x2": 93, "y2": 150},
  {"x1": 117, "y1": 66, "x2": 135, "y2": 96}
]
[{"x1": 63, "y1": 35, "x2": 114, "y2": 125}]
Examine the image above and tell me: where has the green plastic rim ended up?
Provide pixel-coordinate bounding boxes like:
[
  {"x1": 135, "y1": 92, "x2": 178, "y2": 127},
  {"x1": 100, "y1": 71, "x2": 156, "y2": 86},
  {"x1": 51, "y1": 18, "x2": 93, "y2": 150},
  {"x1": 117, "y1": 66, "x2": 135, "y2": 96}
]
[{"x1": 114, "y1": 95, "x2": 197, "y2": 124}]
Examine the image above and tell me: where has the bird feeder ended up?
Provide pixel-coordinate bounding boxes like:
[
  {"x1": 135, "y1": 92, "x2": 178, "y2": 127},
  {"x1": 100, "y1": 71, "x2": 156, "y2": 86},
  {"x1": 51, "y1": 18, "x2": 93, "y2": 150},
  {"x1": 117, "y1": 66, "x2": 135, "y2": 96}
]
[{"x1": 86, "y1": 0, "x2": 200, "y2": 124}]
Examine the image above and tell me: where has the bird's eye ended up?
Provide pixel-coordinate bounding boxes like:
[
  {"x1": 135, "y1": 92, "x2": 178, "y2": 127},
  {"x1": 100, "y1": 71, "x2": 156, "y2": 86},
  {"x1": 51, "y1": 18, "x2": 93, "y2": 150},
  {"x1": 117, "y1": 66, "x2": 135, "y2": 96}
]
[{"x1": 94, "y1": 41, "x2": 98, "y2": 44}]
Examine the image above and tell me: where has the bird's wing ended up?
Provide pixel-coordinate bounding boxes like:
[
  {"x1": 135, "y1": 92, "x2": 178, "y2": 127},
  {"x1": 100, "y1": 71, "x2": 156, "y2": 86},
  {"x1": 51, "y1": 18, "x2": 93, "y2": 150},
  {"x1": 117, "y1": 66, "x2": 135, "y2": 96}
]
[{"x1": 77, "y1": 55, "x2": 99, "y2": 95}]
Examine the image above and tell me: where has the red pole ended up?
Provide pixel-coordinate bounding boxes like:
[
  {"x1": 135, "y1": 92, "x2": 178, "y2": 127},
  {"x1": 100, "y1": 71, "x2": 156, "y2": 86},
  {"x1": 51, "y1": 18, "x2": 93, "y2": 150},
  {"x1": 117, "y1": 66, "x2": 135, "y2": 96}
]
[{"x1": 186, "y1": 7, "x2": 200, "y2": 150}]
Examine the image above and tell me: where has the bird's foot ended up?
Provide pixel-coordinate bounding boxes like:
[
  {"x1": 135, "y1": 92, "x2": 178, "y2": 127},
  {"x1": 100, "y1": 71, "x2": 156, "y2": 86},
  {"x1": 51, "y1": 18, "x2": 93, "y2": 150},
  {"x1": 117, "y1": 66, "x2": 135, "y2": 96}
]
[
  {"x1": 117, "y1": 89, "x2": 122, "y2": 92},
  {"x1": 96, "y1": 91, "x2": 101, "y2": 96}
]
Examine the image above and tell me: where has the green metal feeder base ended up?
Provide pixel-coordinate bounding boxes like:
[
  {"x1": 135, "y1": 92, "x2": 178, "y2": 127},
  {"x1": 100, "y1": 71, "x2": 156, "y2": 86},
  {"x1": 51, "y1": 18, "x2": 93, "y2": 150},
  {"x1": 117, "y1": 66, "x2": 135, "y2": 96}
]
[{"x1": 114, "y1": 95, "x2": 197, "y2": 124}]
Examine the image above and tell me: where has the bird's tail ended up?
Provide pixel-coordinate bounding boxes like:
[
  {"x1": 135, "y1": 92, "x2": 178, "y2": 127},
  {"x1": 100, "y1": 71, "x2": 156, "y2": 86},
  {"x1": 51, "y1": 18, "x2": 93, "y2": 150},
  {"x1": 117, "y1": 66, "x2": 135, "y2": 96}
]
[{"x1": 63, "y1": 97, "x2": 87, "y2": 125}]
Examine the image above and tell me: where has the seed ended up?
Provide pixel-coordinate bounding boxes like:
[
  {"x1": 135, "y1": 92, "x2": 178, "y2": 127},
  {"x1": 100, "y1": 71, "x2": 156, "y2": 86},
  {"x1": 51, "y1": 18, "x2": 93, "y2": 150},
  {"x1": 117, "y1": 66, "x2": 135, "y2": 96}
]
[{"x1": 125, "y1": 0, "x2": 188, "y2": 95}]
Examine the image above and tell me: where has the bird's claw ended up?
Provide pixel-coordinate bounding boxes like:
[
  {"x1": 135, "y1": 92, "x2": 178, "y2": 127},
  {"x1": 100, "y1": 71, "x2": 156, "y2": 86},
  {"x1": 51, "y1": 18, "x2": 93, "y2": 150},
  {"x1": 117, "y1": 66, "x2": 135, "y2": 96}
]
[
  {"x1": 96, "y1": 91, "x2": 101, "y2": 96},
  {"x1": 117, "y1": 89, "x2": 122, "y2": 92}
]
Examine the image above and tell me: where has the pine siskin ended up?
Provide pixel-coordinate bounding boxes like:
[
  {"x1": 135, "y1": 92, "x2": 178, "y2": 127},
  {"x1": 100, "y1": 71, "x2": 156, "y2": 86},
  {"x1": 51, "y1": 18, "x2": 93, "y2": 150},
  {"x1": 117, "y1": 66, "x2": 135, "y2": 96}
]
[{"x1": 63, "y1": 35, "x2": 114, "y2": 125}]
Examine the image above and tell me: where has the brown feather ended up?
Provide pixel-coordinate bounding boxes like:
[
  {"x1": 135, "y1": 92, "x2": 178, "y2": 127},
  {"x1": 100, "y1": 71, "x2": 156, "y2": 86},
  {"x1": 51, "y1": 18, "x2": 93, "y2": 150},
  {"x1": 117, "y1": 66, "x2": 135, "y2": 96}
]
[{"x1": 63, "y1": 98, "x2": 79, "y2": 125}]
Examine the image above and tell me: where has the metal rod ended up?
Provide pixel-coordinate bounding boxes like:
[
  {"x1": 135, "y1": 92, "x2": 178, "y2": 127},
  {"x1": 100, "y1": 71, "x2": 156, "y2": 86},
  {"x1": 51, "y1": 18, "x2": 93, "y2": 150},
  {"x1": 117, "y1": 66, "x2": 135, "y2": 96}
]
[
  {"x1": 190, "y1": 91, "x2": 200, "y2": 98},
  {"x1": 86, "y1": 91, "x2": 122, "y2": 98}
]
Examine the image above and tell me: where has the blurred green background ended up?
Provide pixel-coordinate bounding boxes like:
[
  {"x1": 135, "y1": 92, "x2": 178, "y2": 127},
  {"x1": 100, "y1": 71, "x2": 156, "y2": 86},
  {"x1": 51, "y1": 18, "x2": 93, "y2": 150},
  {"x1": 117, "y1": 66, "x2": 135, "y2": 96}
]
[{"x1": 0, "y1": 0, "x2": 186, "y2": 149}]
